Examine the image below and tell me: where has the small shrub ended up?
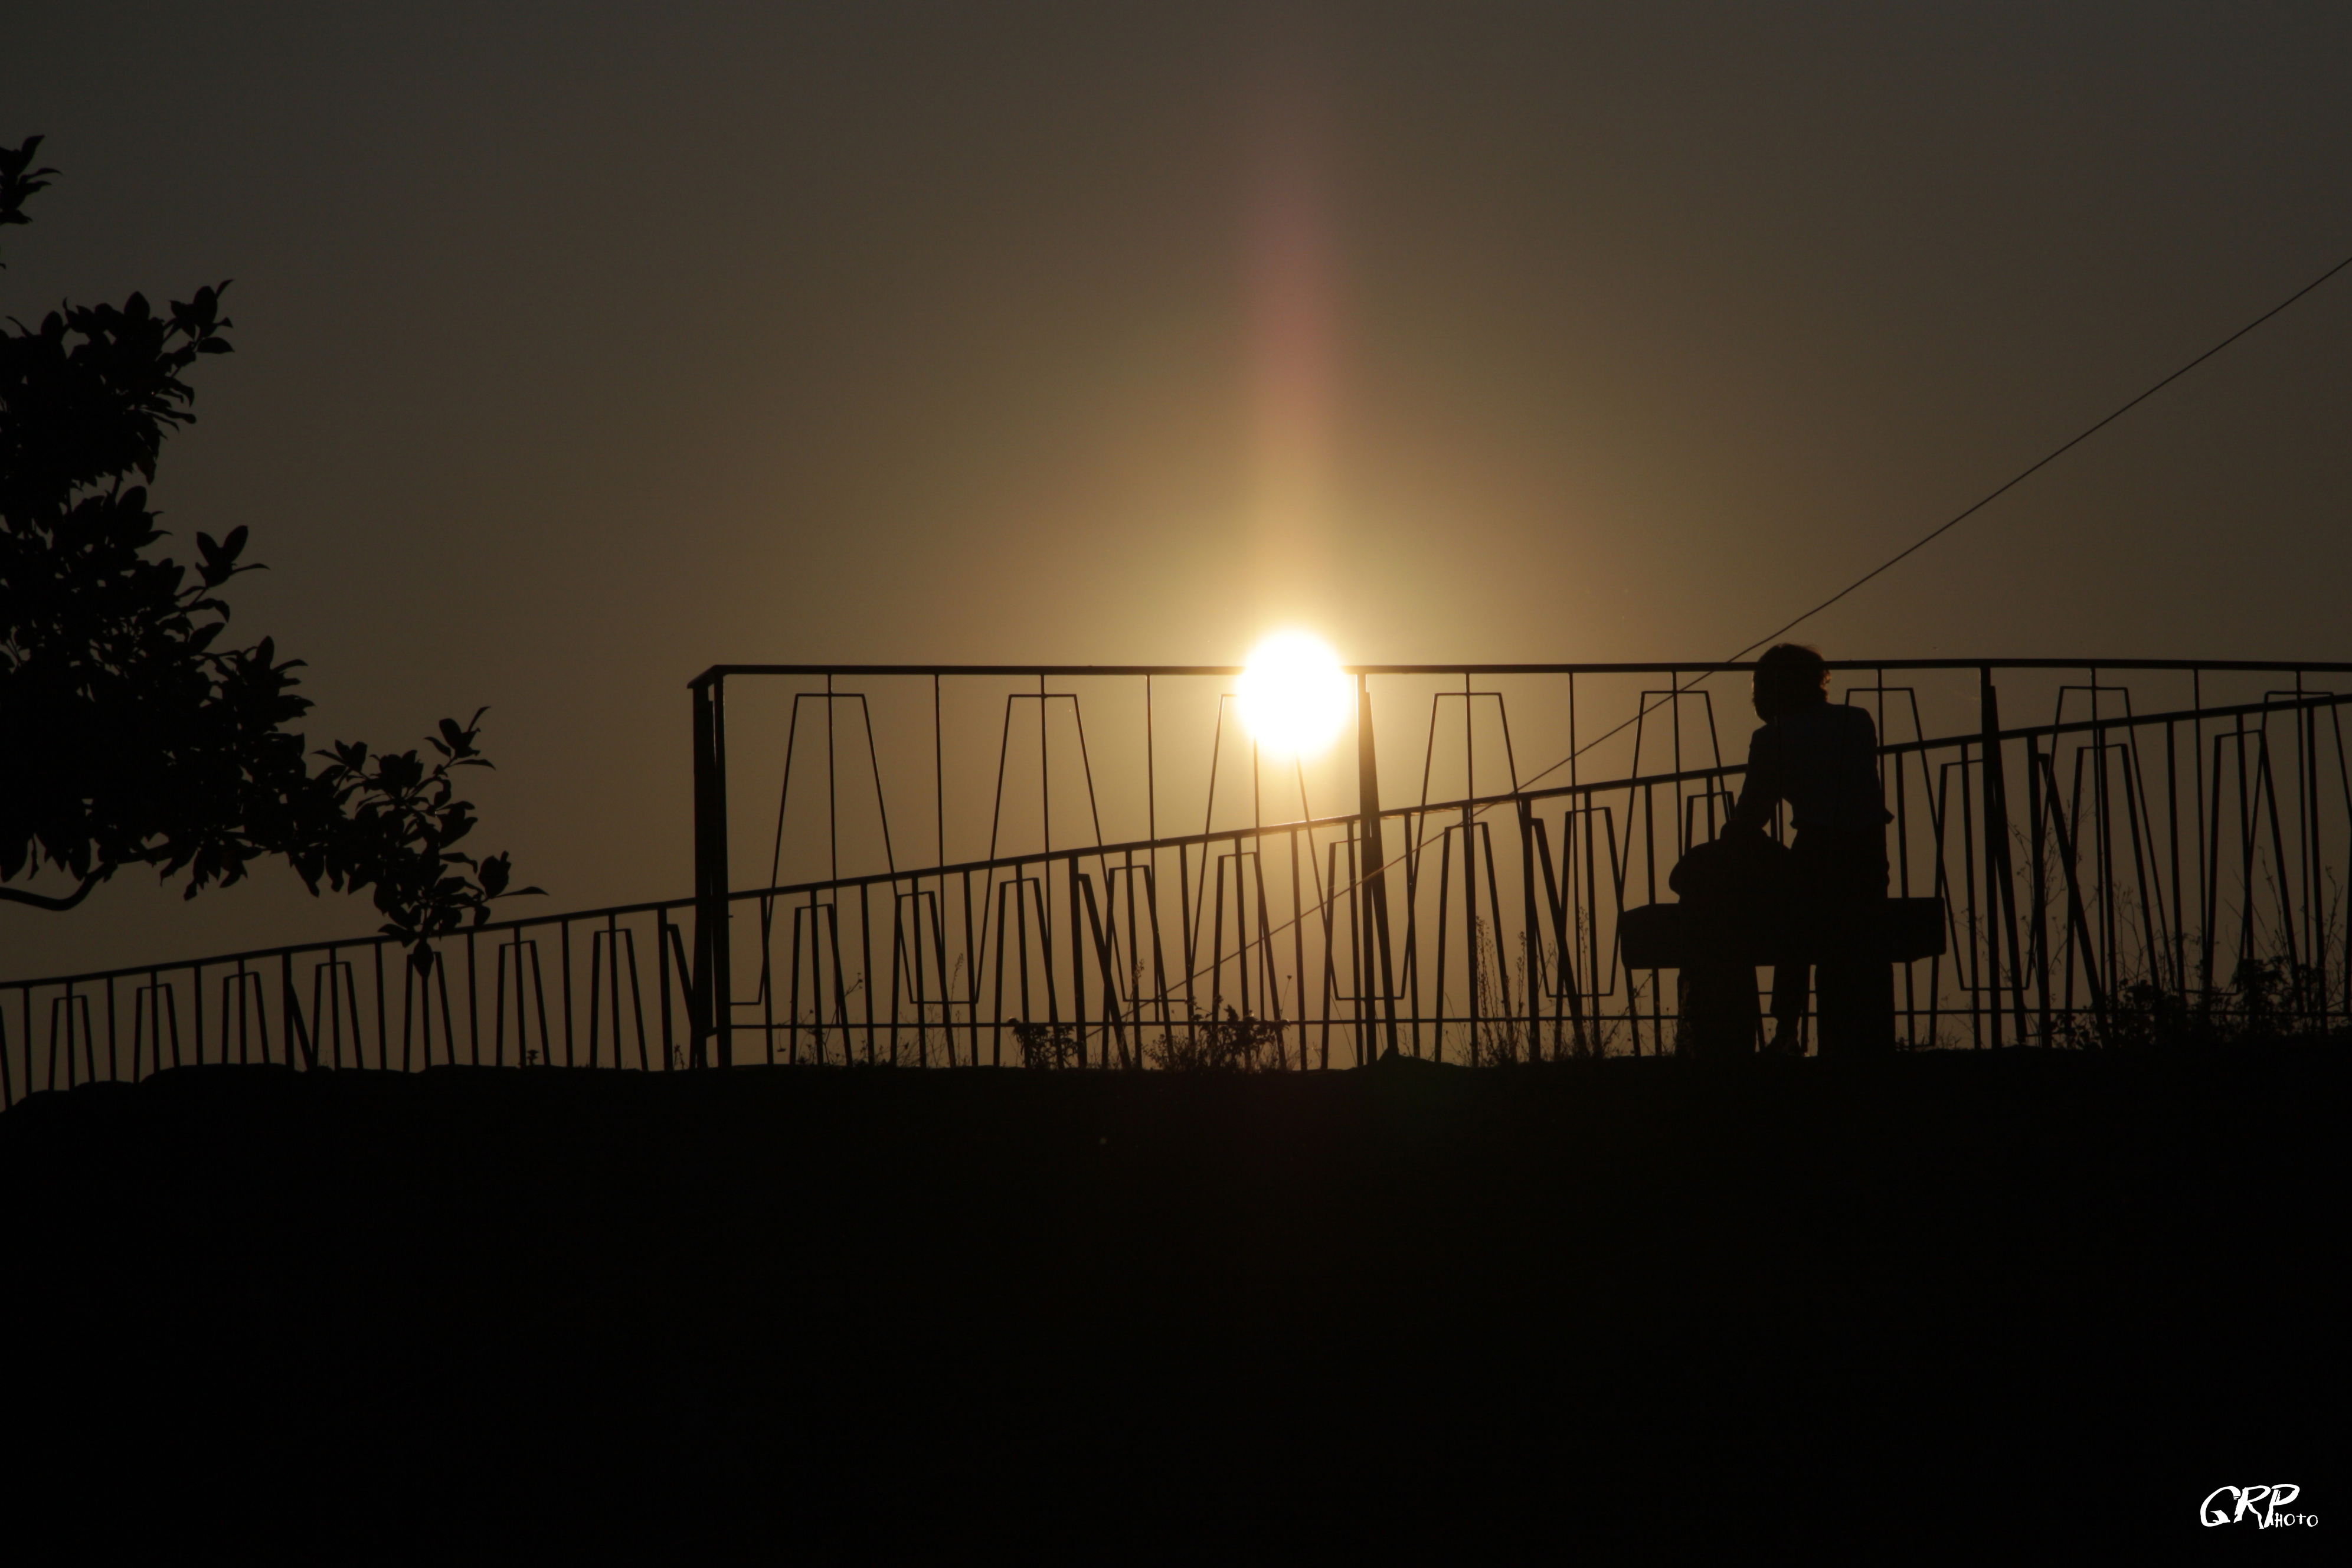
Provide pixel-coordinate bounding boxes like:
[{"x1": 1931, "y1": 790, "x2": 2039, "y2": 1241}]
[
  {"x1": 2042, "y1": 955, "x2": 2341, "y2": 1052},
  {"x1": 1469, "y1": 941, "x2": 1533, "y2": 1066},
  {"x1": 1146, "y1": 1006, "x2": 1288, "y2": 1072},
  {"x1": 1010, "y1": 1018, "x2": 1082, "y2": 1069}
]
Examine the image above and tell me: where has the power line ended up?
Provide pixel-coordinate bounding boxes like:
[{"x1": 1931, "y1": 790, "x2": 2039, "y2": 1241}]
[{"x1": 1512, "y1": 240, "x2": 2352, "y2": 798}]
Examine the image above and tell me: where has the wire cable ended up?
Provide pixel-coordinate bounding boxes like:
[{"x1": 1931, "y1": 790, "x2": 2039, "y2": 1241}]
[{"x1": 1511, "y1": 240, "x2": 2352, "y2": 798}]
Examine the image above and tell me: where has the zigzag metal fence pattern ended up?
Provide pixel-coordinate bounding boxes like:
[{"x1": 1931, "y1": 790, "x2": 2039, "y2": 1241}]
[{"x1": 7, "y1": 660, "x2": 2349, "y2": 1104}]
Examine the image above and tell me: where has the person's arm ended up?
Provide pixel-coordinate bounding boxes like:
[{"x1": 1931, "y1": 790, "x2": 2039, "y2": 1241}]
[
  {"x1": 1725, "y1": 727, "x2": 1777, "y2": 835},
  {"x1": 1837, "y1": 705, "x2": 1891, "y2": 824}
]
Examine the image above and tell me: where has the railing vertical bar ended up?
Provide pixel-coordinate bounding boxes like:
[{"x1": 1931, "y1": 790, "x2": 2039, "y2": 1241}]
[
  {"x1": 2165, "y1": 719, "x2": 2185, "y2": 994},
  {"x1": 858, "y1": 882, "x2": 876, "y2": 1065},
  {"x1": 560, "y1": 921, "x2": 576, "y2": 1069},
  {"x1": 1958, "y1": 750, "x2": 1981, "y2": 1047},
  {"x1": 1068, "y1": 858, "x2": 1086, "y2": 1068},
  {"x1": 587, "y1": 924, "x2": 606, "y2": 1069},
  {"x1": 466, "y1": 929, "x2": 481, "y2": 1068}
]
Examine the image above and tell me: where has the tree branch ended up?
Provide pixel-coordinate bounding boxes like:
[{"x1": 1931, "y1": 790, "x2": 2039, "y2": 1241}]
[{"x1": 0, "y1": 872, "x2": 105, "y2": 911}]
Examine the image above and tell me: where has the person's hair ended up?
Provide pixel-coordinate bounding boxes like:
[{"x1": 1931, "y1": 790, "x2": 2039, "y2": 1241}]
[{"x1": 1752, "y1": 643, "x2": 1829, "y2": 718}]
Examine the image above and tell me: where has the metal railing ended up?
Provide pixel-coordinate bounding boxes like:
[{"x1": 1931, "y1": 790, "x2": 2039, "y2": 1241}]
[{"x1": 8, "y1": 660, "x2": 2347, "y2": 1104}]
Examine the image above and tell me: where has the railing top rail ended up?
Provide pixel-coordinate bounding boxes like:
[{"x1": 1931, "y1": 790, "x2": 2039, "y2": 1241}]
[
  {"x1": 709, "y1": 688, "x2": 2352, "y2": 905},
  {"x1": 2, "y1": 893, "x2": 698, "y2": 992},
  {"x1": 16, "y1": 684, "x2": 2344, "y2": 995},
  {"x1": 693, "y1": 657, "x2": 2352, "y2": 685}
]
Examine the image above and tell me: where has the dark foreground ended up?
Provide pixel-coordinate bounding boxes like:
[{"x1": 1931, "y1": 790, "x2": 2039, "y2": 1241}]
[{"x1": 4, "y1": 1049, "x2": 2341, "y2": 1559}]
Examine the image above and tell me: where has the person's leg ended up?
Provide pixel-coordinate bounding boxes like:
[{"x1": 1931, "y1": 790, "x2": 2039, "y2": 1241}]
[
  {"x1": 1766, "y1": 961, "x2": 1807, "y2": 1053},
  {"x1": 1783, "y1": 833, "x2": 1840, "y2": 1056},
  {"x1": 1801, "y1": 827, "x2": 1893, "y2": 1059},
  {"x1": 1815, "y1": 954, "x2": 1895, "y2": 1058},
  {"x1": 1679, "y1": 960, "x2": 1761, "y2": 1059}
]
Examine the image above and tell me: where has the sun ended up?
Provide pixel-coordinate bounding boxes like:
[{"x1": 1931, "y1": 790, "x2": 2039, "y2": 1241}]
[{"x1": 1236, "y1": 631, "x2": 1353, "y2": 758}]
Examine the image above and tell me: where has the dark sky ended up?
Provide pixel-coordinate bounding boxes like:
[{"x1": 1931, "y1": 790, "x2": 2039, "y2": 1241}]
[{"x1": 8, "y1": 2, "x2": 2352, "y2": 977}]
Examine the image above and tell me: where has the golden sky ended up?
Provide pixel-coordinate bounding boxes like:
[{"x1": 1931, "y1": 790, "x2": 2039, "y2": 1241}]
[{"x1": 8, "y1": 2, "x2": 2352, "y2": 976}]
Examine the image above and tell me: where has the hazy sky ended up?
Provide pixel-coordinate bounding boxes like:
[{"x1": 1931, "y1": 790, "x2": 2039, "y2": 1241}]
[{"x1": 7, "y1": 2, "x2": 2352, "y2": 977}]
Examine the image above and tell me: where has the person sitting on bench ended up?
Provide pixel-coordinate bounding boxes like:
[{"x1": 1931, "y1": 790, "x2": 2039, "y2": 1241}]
[{"x1": 1723, "y1": 644, "x2": 1896, "y2": 1059}]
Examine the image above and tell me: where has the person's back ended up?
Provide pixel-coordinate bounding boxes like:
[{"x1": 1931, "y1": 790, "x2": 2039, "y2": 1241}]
[{"x1": 1743, "y1": 700, "x2": 1885, "y2": 836}]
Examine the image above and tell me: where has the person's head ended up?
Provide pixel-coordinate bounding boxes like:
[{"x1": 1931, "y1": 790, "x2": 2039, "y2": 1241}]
[{"x1": 1751, "y1": 643, "x2": 1829, "y2": 721}]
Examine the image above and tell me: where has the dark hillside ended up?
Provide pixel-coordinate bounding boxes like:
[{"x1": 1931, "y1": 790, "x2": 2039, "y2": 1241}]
[{"x1": 4, "y1": 1051, "x2": 2340, "y2": 1558}]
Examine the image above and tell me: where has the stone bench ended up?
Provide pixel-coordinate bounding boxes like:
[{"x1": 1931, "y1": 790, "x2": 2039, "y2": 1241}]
[{"x1": 1619, "y1": 897, "x2": 1947, "y2": 969}]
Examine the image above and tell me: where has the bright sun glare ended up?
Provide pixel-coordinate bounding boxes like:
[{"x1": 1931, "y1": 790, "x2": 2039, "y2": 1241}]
[{"x1": 1237, "y1": 632, "x2": 1353, "y2": 758}]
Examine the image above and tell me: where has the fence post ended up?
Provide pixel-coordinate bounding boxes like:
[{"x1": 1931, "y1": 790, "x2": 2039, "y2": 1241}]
[
  {"x1": 1356, "y1": 676, "x2": 1401, "y2": 1059},
  {"x1": 692, "y1": 672, "x2": 734, "y2": 1069},
  {"x1": 1978, "y1": 670, "x2": 2029, "y2": 1046},
  {"x1": 282, "y1": 950, "x2": 315, "y2": 1071}
]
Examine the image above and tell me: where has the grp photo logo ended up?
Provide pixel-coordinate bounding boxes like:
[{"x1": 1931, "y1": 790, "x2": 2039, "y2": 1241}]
[{"x1": 2201, "y1": 1484, "x2": 2316, "y2": 1529}]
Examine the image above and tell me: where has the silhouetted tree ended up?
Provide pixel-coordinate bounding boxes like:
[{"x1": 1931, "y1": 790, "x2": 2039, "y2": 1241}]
[{"x1": 0, "y1": 136, "x2": 537, "y2": 961}]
